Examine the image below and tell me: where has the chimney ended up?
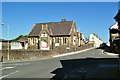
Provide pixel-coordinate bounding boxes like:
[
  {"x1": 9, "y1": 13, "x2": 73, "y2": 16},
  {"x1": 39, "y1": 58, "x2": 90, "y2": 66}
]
[{"x1": 61, "y1": 18, "x2": 66, "y2": 22}]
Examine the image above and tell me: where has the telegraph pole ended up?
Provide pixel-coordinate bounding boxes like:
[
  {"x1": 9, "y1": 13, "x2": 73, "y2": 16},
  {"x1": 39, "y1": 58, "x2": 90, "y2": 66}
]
[
  {"x1": 1, "y1": 23, "x2": 10, "y2": 60},
  {"x1": 7, "y1": 25, "x2": 9, "y2": 60}
]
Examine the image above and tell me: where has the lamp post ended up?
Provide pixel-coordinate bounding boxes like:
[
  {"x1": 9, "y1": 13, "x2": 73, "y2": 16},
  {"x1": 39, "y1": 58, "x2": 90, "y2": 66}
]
[
  {"x1": 1, "y1": 23, "x2": 4, "y2": 62},
  {"x1": 1, "y1": 23, "x2": 10, "y2": 60},
  {"x1": 7, "y1": 25, "x2": 9, "y2": 60}
]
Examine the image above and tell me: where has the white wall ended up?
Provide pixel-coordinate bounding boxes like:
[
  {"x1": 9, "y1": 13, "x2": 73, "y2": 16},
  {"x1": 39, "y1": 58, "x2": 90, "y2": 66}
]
[
  {"x1": 11, "y1": 42, "x2": 22, "y2": 50},
  {"x1": 89, "y1": 34, "x2": 103, "y2": 48},
  {"x1": 25, "y1": 43, "x2": 28, "y2": 49}
]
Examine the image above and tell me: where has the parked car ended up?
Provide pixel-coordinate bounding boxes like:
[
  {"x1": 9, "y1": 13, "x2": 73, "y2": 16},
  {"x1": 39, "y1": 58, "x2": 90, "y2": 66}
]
[{"x1": 99, "y1": 43, "x2": 108, "y2": 49}]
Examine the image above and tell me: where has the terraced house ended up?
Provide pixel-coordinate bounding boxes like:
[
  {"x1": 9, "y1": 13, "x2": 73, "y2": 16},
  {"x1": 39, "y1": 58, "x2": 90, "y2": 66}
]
[{"x1": 28, "y1": 19, "x2": 78, "y2": 50}]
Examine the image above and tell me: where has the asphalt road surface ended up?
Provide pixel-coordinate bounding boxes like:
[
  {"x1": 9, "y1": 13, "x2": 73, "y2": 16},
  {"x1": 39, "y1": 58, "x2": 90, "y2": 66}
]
[{"x1": 0, "y1": 49, "x2": 120, "y2": 80}]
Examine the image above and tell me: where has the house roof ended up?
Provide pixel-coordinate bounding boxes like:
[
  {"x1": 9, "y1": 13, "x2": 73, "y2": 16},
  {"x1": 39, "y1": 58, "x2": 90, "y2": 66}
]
[
  {"x1": 114, "y1": 10, "x2": 120, "y2": 21},
  {"x1": 28, "y1": 21, "x2": 74, "y2": 36},
  {"x1": 11, "y1": 35, "x2": 28, "y2": 42},
  {"x1": 110, "y1": 22, "x2": 119, "y2": 30},
  {"x1": 17, "y1": 36, "x2": 28, "y2": 42}
]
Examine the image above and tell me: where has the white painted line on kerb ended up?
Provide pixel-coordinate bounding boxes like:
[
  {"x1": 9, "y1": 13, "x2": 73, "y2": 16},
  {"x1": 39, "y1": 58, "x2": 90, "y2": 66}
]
[
  {"x1": 0, "y1": 67, "x2": 15, "y2": 71},
  {"x1": 105, "y1": 52, "x2": 119, "y2": 56},
  {"x1": 101, "y1": 50, "x2": 119, "y2": 56},
  {"x1": 53, "y1": 48, "x2": 94, "y2": 58},
  {"x1": 0, "y1": 70, "x2": 20, "y2": 79}
]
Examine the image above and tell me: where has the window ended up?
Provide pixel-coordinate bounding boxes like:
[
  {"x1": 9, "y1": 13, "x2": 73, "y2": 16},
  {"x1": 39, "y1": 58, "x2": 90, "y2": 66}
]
[
  {"x1": 63, "y1": 37, "x2": 66, "y2": 44},
  {"x1": 73, "y1": 36, "x2": 76, "y2": 45},
  {"x1": 33, "y1": 38, "x2": 34, "y2": 44},
  {"x1": 55, "y1": 37, "x2": 59, "y2": 43},
  {"x1": 41, "y1": 32, "x2": 47, "y2": 37}
]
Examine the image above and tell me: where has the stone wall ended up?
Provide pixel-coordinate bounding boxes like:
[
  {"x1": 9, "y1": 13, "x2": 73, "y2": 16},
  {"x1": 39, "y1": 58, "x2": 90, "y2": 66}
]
[
  {"x1": 1, "y1": 43, "x2": 94, "y2": 61},
  {"x1": 2, "y1": 50, "x2": 53, "y2": 61},
  {"x1": 2, "y1": 42, "x2": 10, "y2": 49}
]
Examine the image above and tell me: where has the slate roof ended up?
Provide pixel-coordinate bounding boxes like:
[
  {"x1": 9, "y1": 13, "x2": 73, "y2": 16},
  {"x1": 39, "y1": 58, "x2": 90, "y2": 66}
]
[{"x1": 28, "y1": 21, "x2": 74, "y2": 36}]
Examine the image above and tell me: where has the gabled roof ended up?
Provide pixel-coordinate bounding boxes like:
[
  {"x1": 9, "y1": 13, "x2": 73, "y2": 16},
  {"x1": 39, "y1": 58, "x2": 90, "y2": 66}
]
[
  {"x1": 110, "y1": 22, "x2": 119, "y2": 30},
  {"x1": 28, "y1": 21, "x2": 74, "y2": 36}
]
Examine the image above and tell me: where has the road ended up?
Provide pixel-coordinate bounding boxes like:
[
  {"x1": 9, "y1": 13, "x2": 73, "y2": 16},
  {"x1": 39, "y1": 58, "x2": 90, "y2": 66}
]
[{"x1": 0, "y1": 49, "x2": 119, "y2": 80}]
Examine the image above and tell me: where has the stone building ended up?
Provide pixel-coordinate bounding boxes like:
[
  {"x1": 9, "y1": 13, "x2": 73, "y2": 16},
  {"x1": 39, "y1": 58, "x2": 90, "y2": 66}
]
[
  {"x1": 77, "y1": 32, "x2": 85, "y2": 47},
  {"x1": 109, "y1": 9, "x2": 120, "y2": 53},
  {"x1": 28, "y1": 19, "x2": 79, "y2": 50}
]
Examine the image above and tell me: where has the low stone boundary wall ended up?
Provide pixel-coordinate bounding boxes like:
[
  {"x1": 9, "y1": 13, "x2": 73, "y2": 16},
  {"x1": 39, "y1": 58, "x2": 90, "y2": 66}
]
[
  {"x1": 1, "y1": 43, "x2": 94, "y2": 61},
  {"x1": 2, "y1": 50, "x2": 53, "y2": 61}
]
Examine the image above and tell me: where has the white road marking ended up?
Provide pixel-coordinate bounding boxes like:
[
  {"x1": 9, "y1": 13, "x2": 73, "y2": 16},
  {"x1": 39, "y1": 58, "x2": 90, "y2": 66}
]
[
  {"x1": 8, "y1": 63, "x2": 30, "y2": 66},
  {"x1": 0, "y1": 67, "x2": 15, "y2": 71},
  {"x1": 0, "y1": 63, "x2": 30, "y2": 71},
  {"x1": 0, "y1": 70, "x2": 20, "y2": 79}
]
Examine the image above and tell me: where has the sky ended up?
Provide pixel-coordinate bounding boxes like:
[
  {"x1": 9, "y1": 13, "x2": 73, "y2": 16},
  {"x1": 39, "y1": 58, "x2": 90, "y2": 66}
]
[{"x1": 2, "y1": 2, "x2": 118, "y2": 42}]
